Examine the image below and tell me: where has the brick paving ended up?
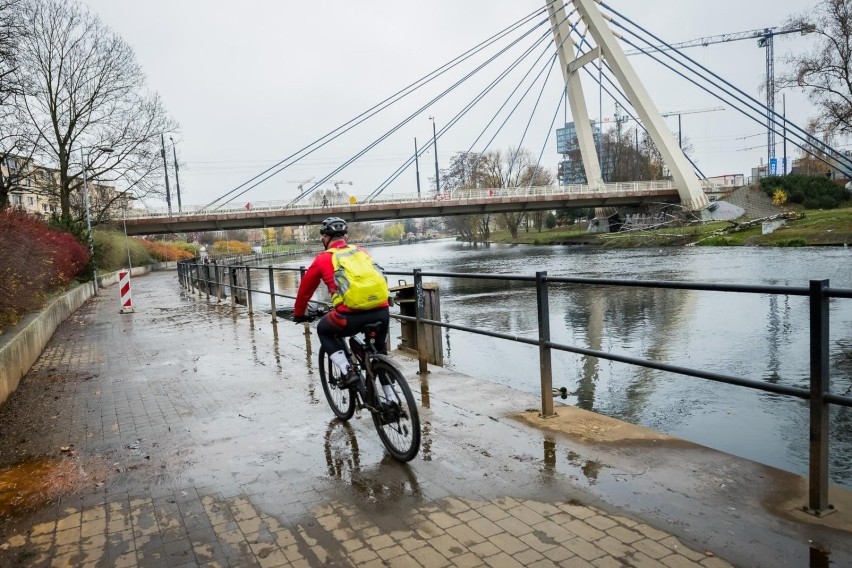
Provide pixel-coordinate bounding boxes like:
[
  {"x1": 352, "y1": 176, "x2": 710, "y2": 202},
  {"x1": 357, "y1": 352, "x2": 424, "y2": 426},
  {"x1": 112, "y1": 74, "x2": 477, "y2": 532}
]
[{"x1": 0, "y1": 270, "x2": 791, "y2": 567}]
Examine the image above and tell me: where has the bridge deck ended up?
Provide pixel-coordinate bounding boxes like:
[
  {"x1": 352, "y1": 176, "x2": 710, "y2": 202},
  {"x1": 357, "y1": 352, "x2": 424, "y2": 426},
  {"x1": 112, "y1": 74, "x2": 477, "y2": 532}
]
[{"x1": 119, "y1": 182, "x2": 698, "y2": 235}]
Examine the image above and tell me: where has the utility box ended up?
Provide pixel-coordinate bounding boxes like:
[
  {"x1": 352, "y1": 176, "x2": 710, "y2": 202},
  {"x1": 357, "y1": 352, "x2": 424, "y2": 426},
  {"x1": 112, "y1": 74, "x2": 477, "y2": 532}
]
[{"x1": 390, "y1": 281, "x2": 443, "y2": 366}]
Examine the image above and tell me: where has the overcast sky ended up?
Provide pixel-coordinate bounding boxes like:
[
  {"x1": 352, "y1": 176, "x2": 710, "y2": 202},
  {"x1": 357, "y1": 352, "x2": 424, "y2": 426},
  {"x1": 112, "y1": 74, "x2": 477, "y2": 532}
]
[{"x1": 81, "y1": 0, "x2": 819, "y2": 210}]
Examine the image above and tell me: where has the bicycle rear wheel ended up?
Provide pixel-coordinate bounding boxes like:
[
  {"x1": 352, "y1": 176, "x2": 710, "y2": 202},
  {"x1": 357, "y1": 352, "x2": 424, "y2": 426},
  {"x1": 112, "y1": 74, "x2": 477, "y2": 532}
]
[
  {"x1": 319, "y1": 347, "x2": 355, "y2": 420},
  {"x1": 369, "y1": 356, "x2": 420, "y2": 462}
]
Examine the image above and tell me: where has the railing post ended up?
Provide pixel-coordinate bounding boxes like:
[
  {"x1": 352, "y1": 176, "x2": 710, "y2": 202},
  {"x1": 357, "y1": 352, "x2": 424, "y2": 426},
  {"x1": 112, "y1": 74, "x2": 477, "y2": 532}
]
[
  {"x1": 268, "y1": 265, "x2": 277, "y2": 323},
  {"x1": 414, "y1": 268, "x2": 428, "y2": 375},
  {"x1": 245, "y1": 267, "x2": 253, "y2": 315},
  {"x1": 193, "y1": 263, "x2": 199, "y2": 295},
  {"x1": 536, "y1": 271, "x2": 554, "y2": 418},
  {"x1": 229, "y1": 268, "x2": 236, "y2": 307},
  {"x1": 204, "y1": 263, "x2": 210, "y2": 300},
  {"x1": 806, "y1": 279, "x2": 833, "y2": 515},
  {"x1": 214, "y1": 262, "x2": 223, "y2": 303}
]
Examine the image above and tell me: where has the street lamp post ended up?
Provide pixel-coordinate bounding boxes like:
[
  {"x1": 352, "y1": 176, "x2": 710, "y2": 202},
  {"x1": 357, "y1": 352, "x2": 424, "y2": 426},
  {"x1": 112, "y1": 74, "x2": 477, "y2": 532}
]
[
  {"x1": 429, "y1": 116, "x2": 440, "y2": 193},
  {"x1": 81, "y1": 146, "x2": 114, "y2": 294}
]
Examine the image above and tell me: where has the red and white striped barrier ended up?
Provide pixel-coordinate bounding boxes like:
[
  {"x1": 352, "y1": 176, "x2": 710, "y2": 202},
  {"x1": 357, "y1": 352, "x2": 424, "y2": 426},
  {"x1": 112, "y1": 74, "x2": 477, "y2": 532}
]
[{"x1": 119, "y1": 270, "x2": 134, "y2": 314}]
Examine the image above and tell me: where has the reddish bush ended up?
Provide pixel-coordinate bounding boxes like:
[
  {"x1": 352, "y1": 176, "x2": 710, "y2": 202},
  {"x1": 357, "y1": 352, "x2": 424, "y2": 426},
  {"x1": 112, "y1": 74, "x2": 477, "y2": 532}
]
[{"x1": 0, "y1": 209, "x2": 90, "y2": 332}]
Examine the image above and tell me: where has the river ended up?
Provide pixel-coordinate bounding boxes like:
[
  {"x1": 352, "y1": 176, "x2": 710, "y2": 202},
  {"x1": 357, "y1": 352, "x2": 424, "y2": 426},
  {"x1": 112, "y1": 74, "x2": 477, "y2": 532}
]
[{"x1": 263, "y1": 239, "x2": 852, "y2": 488}]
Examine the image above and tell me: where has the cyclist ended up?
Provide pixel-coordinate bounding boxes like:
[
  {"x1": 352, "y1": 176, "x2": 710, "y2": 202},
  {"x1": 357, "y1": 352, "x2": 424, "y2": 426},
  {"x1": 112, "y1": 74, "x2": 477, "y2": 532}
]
[{"x1": 293, "y1": 217, "x2": 390, "y2": 387}]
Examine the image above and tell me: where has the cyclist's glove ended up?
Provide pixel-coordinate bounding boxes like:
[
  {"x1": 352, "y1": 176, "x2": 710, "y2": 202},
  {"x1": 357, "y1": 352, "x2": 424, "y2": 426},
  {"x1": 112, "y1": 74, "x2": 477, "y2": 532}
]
[{"x1": 293, "y1": 315, "x2": 310, "y2": 324}]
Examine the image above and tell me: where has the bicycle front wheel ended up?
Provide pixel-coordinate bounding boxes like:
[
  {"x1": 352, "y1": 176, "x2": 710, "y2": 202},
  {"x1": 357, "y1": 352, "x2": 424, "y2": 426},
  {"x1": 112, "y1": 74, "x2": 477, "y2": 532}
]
[
  {"x1": 319, "y1": 347, "x2": 355, "y2": 420},
  {"x1": 369, "y1": 356, "x2": 420, "y2": 462}
]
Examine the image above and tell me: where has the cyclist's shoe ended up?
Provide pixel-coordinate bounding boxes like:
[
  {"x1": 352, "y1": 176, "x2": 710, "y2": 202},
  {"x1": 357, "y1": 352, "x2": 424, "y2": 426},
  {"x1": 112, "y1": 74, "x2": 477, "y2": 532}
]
[{"x1": 340, "y1": 368, "x2": 360, "y2": 389}]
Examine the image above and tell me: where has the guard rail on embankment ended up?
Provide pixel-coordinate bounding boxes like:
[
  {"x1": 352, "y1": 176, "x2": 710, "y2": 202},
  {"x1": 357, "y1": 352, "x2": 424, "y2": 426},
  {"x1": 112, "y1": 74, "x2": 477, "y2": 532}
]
[
  {"x1": 0, "y1": 263, "x2": 175, "y2": 408},
  {"x1": 177, "y1": 258, "x2": 852, "y2": 517}
]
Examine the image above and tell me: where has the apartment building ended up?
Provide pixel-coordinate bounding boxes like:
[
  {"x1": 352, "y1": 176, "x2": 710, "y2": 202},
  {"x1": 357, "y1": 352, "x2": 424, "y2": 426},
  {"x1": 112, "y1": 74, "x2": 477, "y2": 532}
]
[
  {"x1": 3, "y1": 155, "x2": 122, "y2": 219},
  {"x1": 3, "y1": 156, "x2": 60, "y2": 216}
]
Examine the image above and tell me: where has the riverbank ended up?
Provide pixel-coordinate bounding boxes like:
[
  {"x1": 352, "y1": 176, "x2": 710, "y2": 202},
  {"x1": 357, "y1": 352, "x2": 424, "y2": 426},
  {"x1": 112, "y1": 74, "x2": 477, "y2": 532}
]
[{"x1": 489, "y1": 204, "x2": 852, "y2": 247}]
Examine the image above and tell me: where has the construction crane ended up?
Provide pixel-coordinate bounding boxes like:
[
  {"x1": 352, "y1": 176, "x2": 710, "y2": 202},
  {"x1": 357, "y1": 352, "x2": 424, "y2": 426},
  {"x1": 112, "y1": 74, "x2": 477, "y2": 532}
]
[
  {"x1": 626, "y1": 23, "x2": 814, "y2": 173},
  {"x1": 331, "y1": 180, "x2": 353, "y2": 192},
  {"x1": 286, "y1": 177, "x2": 315, "y2": 192}
]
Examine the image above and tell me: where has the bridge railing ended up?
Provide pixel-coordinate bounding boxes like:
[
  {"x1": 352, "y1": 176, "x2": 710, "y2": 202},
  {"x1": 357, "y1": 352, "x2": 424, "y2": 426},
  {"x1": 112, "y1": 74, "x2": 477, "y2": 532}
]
[
  {"x1": 176, "y1": 257, "x2": 851, "y2": 516},
  {"x1": 124, "y1": 179, "x2": 692, "y2": 219}
]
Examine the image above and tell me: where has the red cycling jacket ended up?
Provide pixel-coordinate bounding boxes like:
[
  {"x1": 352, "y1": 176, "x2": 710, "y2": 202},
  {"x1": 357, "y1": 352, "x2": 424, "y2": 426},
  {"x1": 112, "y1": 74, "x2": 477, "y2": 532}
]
[{"x1": 293, "y1": 240, "x2": 389, "y2": 317}]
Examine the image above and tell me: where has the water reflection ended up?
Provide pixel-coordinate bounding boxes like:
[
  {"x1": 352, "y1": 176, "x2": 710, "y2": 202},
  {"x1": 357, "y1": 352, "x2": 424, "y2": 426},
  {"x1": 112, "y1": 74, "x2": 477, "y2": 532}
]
[
  {"x1": 810, "y1": 545, "x2": 831, "y2": 568},
  {"x1": 271, "y1": 322, "x2": 282, "y2": 373},
  {"x1": 323, "y1": 419, "x2": 423, "y2": 506},
  {"x1": 272, "y1": 242, "x2": 852, "y2": 487}
]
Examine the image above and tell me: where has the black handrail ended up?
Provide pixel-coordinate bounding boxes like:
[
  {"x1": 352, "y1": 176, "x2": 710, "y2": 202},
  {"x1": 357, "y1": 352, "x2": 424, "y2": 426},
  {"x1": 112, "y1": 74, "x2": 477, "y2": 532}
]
[{"x1": 177, "y1": 258, "x2": 850, "y2": 516}]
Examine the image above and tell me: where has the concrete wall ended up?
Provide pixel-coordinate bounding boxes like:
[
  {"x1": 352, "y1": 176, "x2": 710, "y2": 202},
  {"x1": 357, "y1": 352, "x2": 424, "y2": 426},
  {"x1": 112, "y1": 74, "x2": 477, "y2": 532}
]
[
  {"x1": 0, "y1": 284, "x2": 92, "y2": 405},
  {"x1": 0, "y1": 264, "x2": 171, "y2": 407}
]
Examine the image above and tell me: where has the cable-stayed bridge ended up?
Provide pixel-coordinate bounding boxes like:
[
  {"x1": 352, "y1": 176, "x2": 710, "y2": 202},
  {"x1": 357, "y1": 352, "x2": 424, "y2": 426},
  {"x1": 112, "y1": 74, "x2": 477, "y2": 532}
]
[{"x1": 124, "y1": 0, "x2": 846, "y2": 235}]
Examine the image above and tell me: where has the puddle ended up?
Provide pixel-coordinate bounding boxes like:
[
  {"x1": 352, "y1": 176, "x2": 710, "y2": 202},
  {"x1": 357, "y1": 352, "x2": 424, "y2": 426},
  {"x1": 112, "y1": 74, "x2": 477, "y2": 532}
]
[{"x1": 0, "y1": 457, "x2": 96, "y2": 518}]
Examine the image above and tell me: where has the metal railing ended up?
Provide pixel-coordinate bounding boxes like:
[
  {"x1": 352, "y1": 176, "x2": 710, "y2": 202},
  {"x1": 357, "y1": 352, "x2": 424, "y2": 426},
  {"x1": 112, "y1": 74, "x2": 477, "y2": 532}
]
[{"x1": 176, "y1": 259, "x2": 851, "y2": 516}]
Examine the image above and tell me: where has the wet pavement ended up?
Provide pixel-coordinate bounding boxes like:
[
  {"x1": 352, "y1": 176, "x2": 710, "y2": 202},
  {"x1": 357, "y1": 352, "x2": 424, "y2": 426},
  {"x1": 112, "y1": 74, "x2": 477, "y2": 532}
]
[{"x1": 0, "y1": 270, "x2": 850, "y2": 567}]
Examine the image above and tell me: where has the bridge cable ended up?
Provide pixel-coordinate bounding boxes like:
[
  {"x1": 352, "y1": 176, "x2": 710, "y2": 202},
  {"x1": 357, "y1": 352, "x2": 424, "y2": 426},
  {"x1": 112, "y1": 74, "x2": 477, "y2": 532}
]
[
  {"x1": 365, "y1": 25, "x2": 565, "y2": 201},
  {"x1": 603, "y1": 3, "x2": 852, "y2": 174},
  {"x1": 560, "y1": 19, "x2": 709, "y2": 180},
  {"x1": 284, "y1": 16, "x2": 555, "y2": 206},
  {"x1": 207, "y1": 6, "x2": 551, "y2": 210},
  {"x1": 366, "y1": 8, "x2": 581, "y2": 201},
  {"x1": 613, "y1": 27, "x2": 851, "y2": 175}
]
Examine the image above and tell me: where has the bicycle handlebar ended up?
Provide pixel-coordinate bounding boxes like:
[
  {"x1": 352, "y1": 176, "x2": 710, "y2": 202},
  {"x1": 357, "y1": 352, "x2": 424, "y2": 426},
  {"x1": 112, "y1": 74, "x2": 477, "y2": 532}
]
[{"x1": 293, "y1": 304, "x2": 330, "y2": 324}]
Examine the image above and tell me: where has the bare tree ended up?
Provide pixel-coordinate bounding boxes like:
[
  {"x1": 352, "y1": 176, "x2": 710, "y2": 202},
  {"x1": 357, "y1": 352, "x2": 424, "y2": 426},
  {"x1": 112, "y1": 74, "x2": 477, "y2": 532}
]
[
  {"x1": 480, "y1": 148, "x2": 554, "y2": 240},
  {"x1": 0, "y1": 0, "x2": 33, "y2": 208},
  {"x1": 779, "y1": 0, "x2": 852, "y2": 137},
  {"x1": 17, "y1": 0, "x2": 177, "y2": 222}
]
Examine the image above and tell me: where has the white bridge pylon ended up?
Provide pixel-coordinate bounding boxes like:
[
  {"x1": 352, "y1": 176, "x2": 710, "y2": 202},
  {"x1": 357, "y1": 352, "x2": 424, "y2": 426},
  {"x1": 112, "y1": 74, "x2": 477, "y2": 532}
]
[{"x1": 548, "y1": 0, "x2": 709, "y2": 211}]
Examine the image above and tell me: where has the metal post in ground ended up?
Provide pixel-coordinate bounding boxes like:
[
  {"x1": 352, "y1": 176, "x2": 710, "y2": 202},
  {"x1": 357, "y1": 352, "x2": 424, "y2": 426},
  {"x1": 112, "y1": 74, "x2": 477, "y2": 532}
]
[
  {"x1": 536, "y1": 271, "x2": 555, "y2": 418},
  {"x1": 268, "y1": 266, "x2": 277, "y2": 323},
  {"x1": 245, "y1": 267, "x2": 253, "y2": 315},
  {"x1": 414, "y1": 269, "x2": 428, "y2": 375},
  {"x1": 215, "y1": 262, "x2": 223, "y2": 303},
  {"x1": 230, "y1": 268, "x2": 236, "y2": 307},
  {"x1": 807, "y1": 279, "x2": 833, "y2": 516}
]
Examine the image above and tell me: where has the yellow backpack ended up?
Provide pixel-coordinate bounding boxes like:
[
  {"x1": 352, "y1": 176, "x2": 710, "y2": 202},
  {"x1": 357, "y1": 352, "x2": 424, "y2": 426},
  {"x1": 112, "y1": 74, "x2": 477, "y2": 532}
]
[{"x1": 330, "y1": 245, "x2": 389, "y2": 310}]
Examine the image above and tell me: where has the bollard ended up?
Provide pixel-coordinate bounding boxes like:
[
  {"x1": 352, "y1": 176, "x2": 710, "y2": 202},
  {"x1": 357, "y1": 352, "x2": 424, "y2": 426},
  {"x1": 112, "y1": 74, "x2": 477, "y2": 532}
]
[
  {"x1": 119, "y1": 269, "x2": 134, "y2": 314},
  {"x1": 536, "y1": 271, "x2": 554, "y2": 418}
]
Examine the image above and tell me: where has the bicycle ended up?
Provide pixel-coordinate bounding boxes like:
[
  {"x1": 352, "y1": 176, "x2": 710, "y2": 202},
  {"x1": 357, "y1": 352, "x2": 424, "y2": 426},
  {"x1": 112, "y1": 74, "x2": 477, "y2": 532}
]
[{"x1": 298, "y1": 305, "x2": 421, "y2": 462}]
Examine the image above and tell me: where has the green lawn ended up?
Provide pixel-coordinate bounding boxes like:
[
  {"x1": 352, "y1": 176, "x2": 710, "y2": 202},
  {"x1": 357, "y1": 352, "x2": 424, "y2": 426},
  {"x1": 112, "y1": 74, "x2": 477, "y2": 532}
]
[{"x1": 487, "y1": 205, "x2": 852, "y2": 247}]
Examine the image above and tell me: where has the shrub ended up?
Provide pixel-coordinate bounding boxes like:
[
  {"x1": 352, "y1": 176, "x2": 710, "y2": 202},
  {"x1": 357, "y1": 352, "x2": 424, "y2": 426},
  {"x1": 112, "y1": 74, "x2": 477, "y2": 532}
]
[
  {"x1": 760, "y1": 175, "x2": 850, "y2": 209},
  {"x1": 140, "y1": 239, "x2": 194, "y2": 262},
  {"x1": 93, "y1": 230, "x2": 152, "y2": 272},
  {"x1": 772, "y1": 189, "x2": 788, "y2": 205},
  {"x1": 0, "y1": 209, "x2": 89, "y2": 332},
  {"x1": 212, "y1": 240, "x2": 252, "y2": 255}
]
